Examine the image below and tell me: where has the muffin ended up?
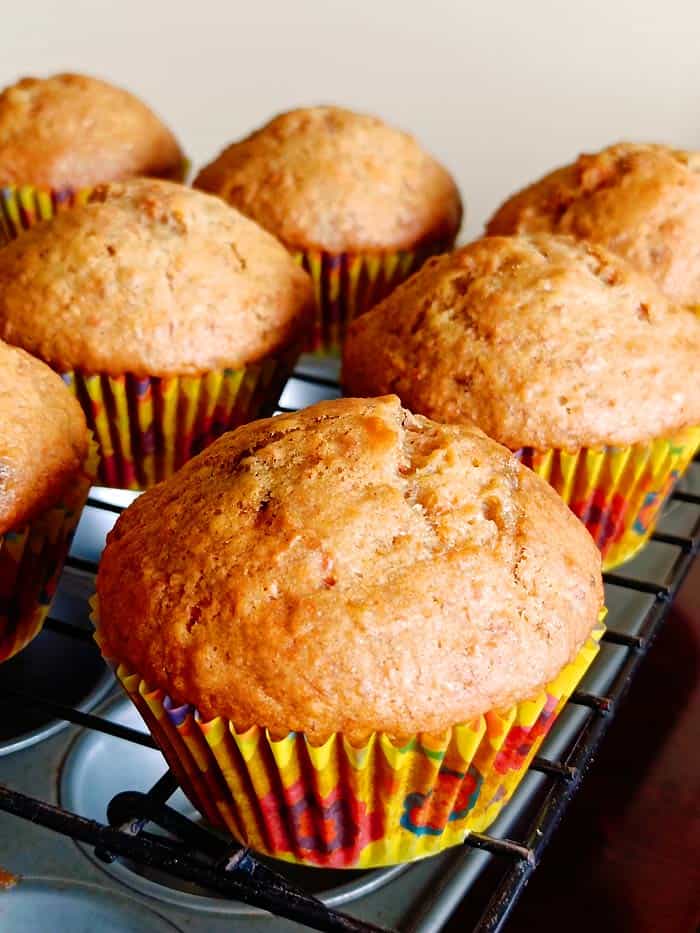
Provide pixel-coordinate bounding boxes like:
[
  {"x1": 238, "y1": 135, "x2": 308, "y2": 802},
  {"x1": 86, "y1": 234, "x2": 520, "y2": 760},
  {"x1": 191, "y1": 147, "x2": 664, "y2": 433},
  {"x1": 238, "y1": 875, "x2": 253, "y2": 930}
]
[
  {"x1": 1, "y1": 340, "x2": 95, "y2": 662},
  {"x1": 95, "y1": 395, "x2": 604, "y2": 868},
  {"x1": 0, "y1": 178, "x2": 314, "y2": 489},
  {"x1": 0, "y1": 72, "x2": 184, "y2": 240},
  {"x1": 486, "y1": 143, "x2": 700, "y2": 309},
  {"x1": 194, "y1": 106, "x2": 462, "y2": 352},
  {"x1": 343, "y1": 236, "x2": 700, "y2": 570}
]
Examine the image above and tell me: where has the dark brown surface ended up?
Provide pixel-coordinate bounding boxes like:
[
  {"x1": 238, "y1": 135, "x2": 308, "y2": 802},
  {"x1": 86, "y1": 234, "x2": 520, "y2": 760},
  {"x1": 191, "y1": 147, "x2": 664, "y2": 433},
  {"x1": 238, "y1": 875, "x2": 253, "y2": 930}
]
[{"x1": 504, "y1": 560, "x2": 700, "y2": 933}]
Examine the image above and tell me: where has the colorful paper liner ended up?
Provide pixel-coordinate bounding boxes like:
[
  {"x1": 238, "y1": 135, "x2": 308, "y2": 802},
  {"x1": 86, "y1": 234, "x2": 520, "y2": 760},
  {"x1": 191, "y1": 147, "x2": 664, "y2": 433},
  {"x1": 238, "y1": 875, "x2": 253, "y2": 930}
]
[
  {"x1": 106, "y1": 619, "x2": 604, "y2": 869},
  {"x1": 293, "y1": 238, "x2": 455, "y2": 355},
  {"x1": 0, "y1": 441, "x2": 97, "y2": 663},
  {"x1": 62, "y1": 346, "x2": 300, "y2": 490},
  {"x1": 515, "y1": 426, "x2": 700, "y2": 571},
  {"x1": 0, "y1": 163, "x2": 189, "y2": 243}
]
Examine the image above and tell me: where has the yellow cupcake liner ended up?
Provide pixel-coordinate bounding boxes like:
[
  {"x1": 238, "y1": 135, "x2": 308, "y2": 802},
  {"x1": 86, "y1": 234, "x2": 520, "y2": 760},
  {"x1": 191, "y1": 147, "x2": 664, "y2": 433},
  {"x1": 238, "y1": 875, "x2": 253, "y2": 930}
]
[
  {"x1": 0, "y1": 164, "x2": 189, "y2": 244},
  {"x1": 0, "y1": 185, "x2": 91, "y2": 242},
  {"x1": 516, "y1": 426, "x2": 700, "y2": 571},
  {"x1": 0, "y1": 439, "x2": 97, "y2": 663},
  {"x1": 62, "y1": 346, "x2": 300, "y2": 490},
  {"x1": 101, "y1": 615, "x2": 604, "y2": 869},
  {"x1": 294, "y1": 238, "x2": 454, "y2": 355}
]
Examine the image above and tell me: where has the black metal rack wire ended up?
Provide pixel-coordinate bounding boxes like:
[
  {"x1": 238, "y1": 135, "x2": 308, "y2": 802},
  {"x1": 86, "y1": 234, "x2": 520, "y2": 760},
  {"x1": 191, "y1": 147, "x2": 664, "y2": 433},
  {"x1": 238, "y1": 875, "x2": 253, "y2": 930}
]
[{"x1": 1, "y1": 364, "x2": 699, "y2": 933}]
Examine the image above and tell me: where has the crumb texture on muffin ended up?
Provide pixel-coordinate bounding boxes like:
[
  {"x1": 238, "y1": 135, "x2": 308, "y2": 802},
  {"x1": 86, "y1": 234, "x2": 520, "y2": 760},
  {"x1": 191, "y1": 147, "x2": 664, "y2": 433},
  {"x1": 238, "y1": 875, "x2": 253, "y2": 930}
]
[
  {"x1": 0, "y1": 178, "x2": 314, "y2": 376},
  {"x1": 343, "y1": 235, "x2": 700, "y2": 450},
  {"x1": 96, "y1": 395, "x2": 603, "y2": 742},
  {"x1": 0, "y1": 340, "x2": 88, "y2": 534},
  {"x1": 0, "y1": 73, "x2": 183, "y2": 188},
  {"x1": 194, "y1": 106, "x2": 462, "y2": 253},
  {"x1": 486, "y1": 143, "x2": 700, "y2": 307}
]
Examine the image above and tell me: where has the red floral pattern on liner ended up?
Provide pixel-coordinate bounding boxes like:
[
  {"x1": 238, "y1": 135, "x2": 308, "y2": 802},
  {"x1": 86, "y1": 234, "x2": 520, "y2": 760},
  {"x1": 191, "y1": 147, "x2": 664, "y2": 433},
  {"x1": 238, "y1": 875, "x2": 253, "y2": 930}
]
[
  {"x1": 258, "y1": 778, "x2": 385, "y2": 868},
  {"x1": 570, "y1": 490, "x2": 628, "y2": 554},
  {"x1": 400, "y1": 763, "x2": 483, "y2": 837},
  {"x1": 493, "y1": 694, "x2": 558, "y2": 775},
  {"x1": 514, "y1": 436, "x2": 699, "y2": 570}
]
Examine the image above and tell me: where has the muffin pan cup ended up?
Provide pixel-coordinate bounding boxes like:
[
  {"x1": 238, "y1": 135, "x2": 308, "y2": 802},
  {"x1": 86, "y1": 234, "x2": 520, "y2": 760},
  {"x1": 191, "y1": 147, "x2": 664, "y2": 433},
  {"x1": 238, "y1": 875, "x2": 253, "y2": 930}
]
[
  {"x1": 0, "y1": 440, "x2": 96, "y2": 663},
  {"x1": 0, "y1": 183, "x2": 302, "y2": 490},
  {"x1": 94, "y1": 608, "x2": 604, "y2": 870},
  {"x1": 516, "y1": 425, "x2": 700, "y2": 571},
  {"x1": 61, "y1": 349, "x2": 299, "y2": 490},
  {"x1": 294, "y1": 238, "x2": 455, "y2": 355}
]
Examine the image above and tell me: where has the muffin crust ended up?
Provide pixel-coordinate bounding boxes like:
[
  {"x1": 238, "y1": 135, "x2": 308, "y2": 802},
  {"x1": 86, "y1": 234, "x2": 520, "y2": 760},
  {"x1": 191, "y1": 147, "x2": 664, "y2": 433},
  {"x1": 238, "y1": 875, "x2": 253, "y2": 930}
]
[
  {"x1": 0, "y1": 340, "x2": 89, "y2": 534},
  {"x1": 343, "y1": 235, "x2": 700, "y2": 450},
  {"x1": 0, "y1": 73, "x2": 183, "y2": 188},
  {"x1": 486, "y1": 143, "x2": 700, "y2": 308},
  {"x1": 96, "y1": 395, "x2": 602, "y2": 742},
  {"x1": 0, "y1": 178, "x2": 314, "y2": 376},
  {"x1": 194, "y1": 106, "x2": 462, "y2": 253}
]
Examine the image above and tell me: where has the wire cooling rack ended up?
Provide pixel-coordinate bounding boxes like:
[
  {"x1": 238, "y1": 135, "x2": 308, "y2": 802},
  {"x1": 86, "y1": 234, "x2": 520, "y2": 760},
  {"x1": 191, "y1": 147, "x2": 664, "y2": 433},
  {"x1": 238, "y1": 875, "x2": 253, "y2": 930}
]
[{"x1": 1, "y1": 360, "x2": 698, "y2": 933}]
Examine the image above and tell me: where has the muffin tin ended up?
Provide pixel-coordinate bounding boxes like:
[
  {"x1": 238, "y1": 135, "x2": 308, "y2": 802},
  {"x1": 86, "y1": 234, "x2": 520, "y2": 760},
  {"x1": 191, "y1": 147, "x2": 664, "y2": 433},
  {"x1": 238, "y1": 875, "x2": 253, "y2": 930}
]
[{"x1": 0, "y1": 356, "x2": 698, "y2": 931}]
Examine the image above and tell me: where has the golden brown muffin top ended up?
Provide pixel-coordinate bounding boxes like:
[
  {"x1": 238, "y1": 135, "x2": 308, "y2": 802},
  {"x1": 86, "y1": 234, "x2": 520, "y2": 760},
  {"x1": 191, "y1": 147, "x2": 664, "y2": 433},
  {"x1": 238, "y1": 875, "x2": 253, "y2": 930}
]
[
  {"x1": 0, "y1": 73, "x2": 184, "y2": 189},
  {"x1": 0, "y1": 340, "x2": 89, "y2": 534},
  {"x1": 486, "y1": 143, "x2": 700, "y2": 308},
  {"x1": 96, "y1": 395, "x2": 603, "y2": 742},
  {"x1": 194, "y1": 106, "x2": 462, "y2": 253},
  {"x1": 0, "y1": 178, "x2": 314, "y2": 376},
  {"x1": 343, "y1": 235, "x2": 700, "y2": 450}
]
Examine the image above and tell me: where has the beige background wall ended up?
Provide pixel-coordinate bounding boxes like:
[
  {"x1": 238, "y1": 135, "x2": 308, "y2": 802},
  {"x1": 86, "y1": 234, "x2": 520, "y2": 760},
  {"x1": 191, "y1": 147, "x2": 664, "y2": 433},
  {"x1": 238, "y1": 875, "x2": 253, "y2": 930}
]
[{"x1": 2, "y1": 0, "x2": 698, "y2": 238}]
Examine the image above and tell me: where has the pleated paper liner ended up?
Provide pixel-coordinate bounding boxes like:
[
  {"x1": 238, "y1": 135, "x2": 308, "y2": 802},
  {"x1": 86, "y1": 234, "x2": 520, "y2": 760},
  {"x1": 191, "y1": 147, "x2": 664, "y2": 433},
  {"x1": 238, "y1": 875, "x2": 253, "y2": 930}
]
[
  {"x1": 294, "y1": 238, "x2": 455, "y2": 355},
  {"x1": 0, "y1": 164, "x2": 189, "y2": 245},
  {"x1": 0, "y1": 439, "x2": 97, "y2": 663},
  {"x1": 0, "y1": 185, "x2": 90, "y2": 244},
  {"x1": 63, "y1": 346, "x2": 299, "y2": 490},
  {"x1": 102, "y1": 616, "x2": 604, "y2": 869},
  {"x1": 515, "y1": 426, "x2": 700, "y2": 571}
]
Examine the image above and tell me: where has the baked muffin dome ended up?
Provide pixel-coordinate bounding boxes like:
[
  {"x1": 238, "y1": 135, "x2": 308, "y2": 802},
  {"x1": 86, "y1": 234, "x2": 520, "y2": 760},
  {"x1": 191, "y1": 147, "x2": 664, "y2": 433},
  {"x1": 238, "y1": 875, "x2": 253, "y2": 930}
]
[
  {"x1": 96, "y1": 395, "x2": 603, "y2": 742},
  {"x1": 0, "y1": 339, "x2": 88, "y2": 534},
  {"x1": 0, "y1": 73, "x2": 183, "y2": 189},
  {"x1": 194, "y1": 106, "x2": 462, "y2": 254},
  {"x1": 343, "y1": 235, "x2": 700, "y2": 450},
  {"x1": 0, "y1": 178, "x2": 314, "y2": 376},
  {"x1": 486, "y1": 143, "x2": 700, "y2": 308}
]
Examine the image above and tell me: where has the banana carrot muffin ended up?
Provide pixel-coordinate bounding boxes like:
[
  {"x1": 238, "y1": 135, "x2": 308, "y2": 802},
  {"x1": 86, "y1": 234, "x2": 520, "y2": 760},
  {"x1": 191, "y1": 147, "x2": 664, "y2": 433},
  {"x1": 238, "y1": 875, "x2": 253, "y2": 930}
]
[
  {"x1": 343, "y1": 235, "x2": 700, "y2": 569},
  {"x1": 195, "y1": 106, "x2": 462, "y2": 351},
  {"x1": 1, "y1": 340, "x2": 94, "y2": 662},
  {"x1": 95, "y1": 394, "x2": 604, "y2": 867},
  {"x1": 0, "y1": 178, "x2": 314, "y2": 489},
  {"x1": 486, "y1": 143, "x2": 700, "y2": 309},
  {"x1": 0, "y1": 72, "x2": 183, "y2": 191}
]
